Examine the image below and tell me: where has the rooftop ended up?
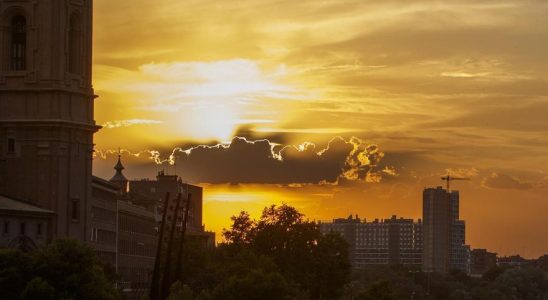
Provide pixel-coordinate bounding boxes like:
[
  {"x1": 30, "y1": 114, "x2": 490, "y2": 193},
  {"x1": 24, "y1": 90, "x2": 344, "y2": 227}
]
[{"x1": 0, "y1": 194, "x2": 55, "y2": 215}]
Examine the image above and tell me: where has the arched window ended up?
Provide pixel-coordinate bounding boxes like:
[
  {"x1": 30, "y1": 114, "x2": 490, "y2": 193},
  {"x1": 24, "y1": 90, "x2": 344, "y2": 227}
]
[
  {"x1": 68, "y1": 13, "x2": 82, "y2": 74},
  {"x1": 11, "y1": 15, "x2": 26, "y2": 71}
]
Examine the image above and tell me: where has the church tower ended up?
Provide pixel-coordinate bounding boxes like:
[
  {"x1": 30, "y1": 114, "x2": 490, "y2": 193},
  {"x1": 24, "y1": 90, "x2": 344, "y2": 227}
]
[{"x1": 0, "y1": 0, "x2": 98, "y2": 240}]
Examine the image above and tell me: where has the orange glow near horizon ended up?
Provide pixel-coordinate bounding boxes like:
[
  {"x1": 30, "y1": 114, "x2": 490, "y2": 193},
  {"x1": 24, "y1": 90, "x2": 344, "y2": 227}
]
[{"x1": 202, "y1": 185, "x2": 302, "y2": 242}]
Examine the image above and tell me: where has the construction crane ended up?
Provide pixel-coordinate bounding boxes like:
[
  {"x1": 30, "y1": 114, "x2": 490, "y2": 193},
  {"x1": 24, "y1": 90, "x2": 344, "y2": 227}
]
[{"x1": 441, "y1": 174, "x2": 470, "y2": 191}]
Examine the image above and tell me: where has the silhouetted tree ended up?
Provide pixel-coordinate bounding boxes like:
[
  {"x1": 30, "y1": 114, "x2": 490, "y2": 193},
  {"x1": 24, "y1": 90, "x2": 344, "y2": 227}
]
[
  {"x1": 20, "y1": 277, "x2": 56, "y2": 300},
  {"x1": 310, "y1": 232, "x2": 351, "y2": 299},
  {"x1": 181, "y1": 204, "x2": 351, "y2": 299},
  {"x1": 167, "y1": 281, "x2": 194, "y2": 300},
  {"x1": 222, "y1": 211, "x2": 255, "y2": 245},
  {"x1": 356, "y1": 280, "x2": 396, "y2": 300},
  {"x1": 0, "y1": 238, "x2": 120, "y2": 300},
  {"x1": 211, "y1": 269, "x2": 293, "y2": 300}
]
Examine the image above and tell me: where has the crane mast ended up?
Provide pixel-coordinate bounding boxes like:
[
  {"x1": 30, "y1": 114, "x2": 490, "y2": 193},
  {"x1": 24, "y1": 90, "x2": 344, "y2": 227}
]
[{"x1": 441, "y1": 174, "x2": 470, "y2": 191}]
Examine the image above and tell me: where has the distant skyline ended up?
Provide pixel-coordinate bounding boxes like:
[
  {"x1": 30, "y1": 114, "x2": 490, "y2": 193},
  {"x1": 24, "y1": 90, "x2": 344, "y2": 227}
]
[{"x1": 92, "y1": 0, "x2": 548, "y2": 257}]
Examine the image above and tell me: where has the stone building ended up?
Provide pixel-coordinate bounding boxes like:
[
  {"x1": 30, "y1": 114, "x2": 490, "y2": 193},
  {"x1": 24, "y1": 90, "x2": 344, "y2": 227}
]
[
  {"x1": 103, "y1": 154, "x2": 158, "y2": 299},
  {"x1": 117, "y1": 200, "x2": 157, "y2": 300},
  {"x1": 0, "y1": 4, "x2": 213, "y2": 298},
  {"x1": 0, "y1": 194, "x2": 54, "y2": 250},
  {"x1": 90, "y1": 176, "x2": 119, "y2": 266},
  {"x1": 0, "y1": 0, "x2": 98, "y2": 242}
]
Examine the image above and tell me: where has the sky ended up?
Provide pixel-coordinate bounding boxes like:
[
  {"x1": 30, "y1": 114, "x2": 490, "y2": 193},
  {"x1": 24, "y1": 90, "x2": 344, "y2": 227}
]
[{"x1": 91, "y1": 0, "x2": 548, "y2": 257}]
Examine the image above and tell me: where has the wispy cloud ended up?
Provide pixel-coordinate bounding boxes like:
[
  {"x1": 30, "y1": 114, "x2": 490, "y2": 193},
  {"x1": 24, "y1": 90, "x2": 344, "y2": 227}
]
[
  {"x1": 102, "y1": 119, "x2": 163, "y2": 129},
  {"x1": 440, "y1": 72, "x2": 491, "y2": 78}
]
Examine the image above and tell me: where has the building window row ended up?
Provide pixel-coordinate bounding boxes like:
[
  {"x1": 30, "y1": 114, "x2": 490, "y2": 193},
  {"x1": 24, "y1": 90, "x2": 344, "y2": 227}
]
[
  {"x1": 90, "y1": 228, "x2": 116, "y2": 244},
  {"x1": 118, "y1": 238, "x2": 156, "y2": 257},
  {"x1": 2, "y1": 220, "x2": 43, "y2": 237},
  {"x1": 119, "y1": 214, "x2": 156, "y2": 235},
  {"x1": 91, "y1": 206, "x2": 116, "y2": 223}
]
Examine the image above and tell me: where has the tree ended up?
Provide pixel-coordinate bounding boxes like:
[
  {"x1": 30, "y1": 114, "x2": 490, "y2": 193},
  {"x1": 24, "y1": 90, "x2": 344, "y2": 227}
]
[
  {"x1": 0, "y1": 238, "x2": 120, "y2": 300},
  {"x1": 309, "y1": 232, "x2": 351, "y2": 299},
  {"x1": 0, "y1": 249, "x2": 34, "y2": 299},
  {"x1": 211, "y1": 269, "x2": 293, "y2": 300},
  {"x1": 20, "y1": 277, "x2": 55, "y2": 300},
  {"x1": 167, "y1": 281, "x2": 194, "y2": 300},
  {"x1": 222, "y1": 211, "x2": 255, "y2": 245},
  {"x1": 252, "y1": 206, "x2": 320, "y2": 289},
  {"x1": 174, "y1": 204, "x2": 350, "y2": 299},
  {"x1": 494, "y1": 267, "x2": 548, "y2": 300},
  {"x1": 32, "y1": 238, "x2": 120, "y2": 300},
  {"x1": 221, "y1": 204, "x2": 351, "y2": 299},
  {"x1": 356, "y1": 280, "x2": 396, "y2": 300}
]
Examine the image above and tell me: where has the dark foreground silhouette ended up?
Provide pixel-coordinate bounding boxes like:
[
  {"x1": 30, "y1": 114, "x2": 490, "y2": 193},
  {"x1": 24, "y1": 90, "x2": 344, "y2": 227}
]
[{"x1": 1, "y1": 205, "x2": 547, "y2": 300}]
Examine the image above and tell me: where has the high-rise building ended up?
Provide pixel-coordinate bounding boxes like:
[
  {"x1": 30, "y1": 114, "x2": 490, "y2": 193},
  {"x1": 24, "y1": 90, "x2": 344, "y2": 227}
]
[
  {"x1": 320, "y1": 215, "x2": 422, "y2": 268},
  {"x1": 422, "y1": 187, "x2": 469, "y2": 273},
  {"x1": 422, "y1": 187, "x2": 451, "y2": 273},
  {"x1": 0, "y1": 0, "x2": 97, "y2": 243},
  {"x1": 451, "y1": 220, "x2": 470, "y2": 273}
]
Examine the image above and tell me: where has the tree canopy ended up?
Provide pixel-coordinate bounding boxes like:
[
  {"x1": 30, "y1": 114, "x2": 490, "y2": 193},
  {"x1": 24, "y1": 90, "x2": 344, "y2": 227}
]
[
  {"x1": 0, "y1": 238, "x2": 120, "y2": 300},
  {"x1": 172, "y1": 203, "x2": 351, "y2": 300}
]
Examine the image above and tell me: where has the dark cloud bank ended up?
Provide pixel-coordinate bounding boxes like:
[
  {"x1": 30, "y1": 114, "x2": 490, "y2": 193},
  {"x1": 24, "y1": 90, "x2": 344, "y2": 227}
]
[{"x1": 165, "y1": 136, "x2": 385, "y2": 184}]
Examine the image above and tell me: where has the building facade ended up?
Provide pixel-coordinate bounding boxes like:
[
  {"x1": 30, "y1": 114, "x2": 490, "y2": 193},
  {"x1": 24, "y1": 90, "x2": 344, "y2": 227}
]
[
  {"x1": 117, "y1": 200, "x2": 157, "y2": 300},
  {"x1": 90, "y1": 176, "x2": 119, "y2": 266},
  {"x1": 0, "y1": 194, "x2": 54, "y2": 251},
  {"x1": 320, "y1": 215, "x2": 422, "y2": 268},
  {"x1": 470, "y1": 248, "x2": 497, "y2": 277},
  {"x1": 422, "y1": 187, "x2": 469, "y2": 273},
  {"x1": 0, "y1": 4, "x2": 214, "y2": 297},
  {"x1": 0, "y1": 0, "x2": 98, "y2": 241},
  {"x1": 129, "y1": 171, "x2": 214, "y2": 244},
  {"x1": 422, "y1": 187, "x2": 452, "y2": 273}
]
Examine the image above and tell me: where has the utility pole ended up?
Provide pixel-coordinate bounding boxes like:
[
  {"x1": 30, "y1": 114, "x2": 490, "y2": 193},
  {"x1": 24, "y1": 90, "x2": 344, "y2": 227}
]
[
  {"x1": 150, "y1": 192, "x2": 171, "y2": 300},
  {"x1": 174, "y1": 193, "x2": 192, "y2": 280},
  {"x1": 160, "y1": 193, "x2": 183, "y2": 299}
]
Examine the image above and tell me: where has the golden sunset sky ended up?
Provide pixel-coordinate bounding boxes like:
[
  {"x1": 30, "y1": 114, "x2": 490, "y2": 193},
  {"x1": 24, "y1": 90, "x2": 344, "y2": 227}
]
[{"x1": 91, "y1": 0, "x2": 548, "y2": 257}]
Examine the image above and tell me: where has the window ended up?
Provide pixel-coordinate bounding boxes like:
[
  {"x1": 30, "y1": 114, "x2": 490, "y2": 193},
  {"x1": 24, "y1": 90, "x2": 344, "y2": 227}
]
[
  {"x1": 68, "y1": 13, "x2": 82, "y2": 74},
  {"x1": 71, "y1": 199, "x2": 80, "y2": 221},
  {"x1": 90, "y1": 227, "x2": 97, "y2": 241},
  {"x1": 3, "y1": 221, "x2": 9, "y2": 235},
  {"x1": 7, "y1": 138, "x2": 16, "y2": 153},
  {"x1": 37, "y1": 223, "x2": 42, "y2": 236},
  {"x1": 20, "y1": 222, "x2": 26, "y2": 235},
  {"x1": 11, "y1": 15, "x2": 26, "y2": 71}
]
